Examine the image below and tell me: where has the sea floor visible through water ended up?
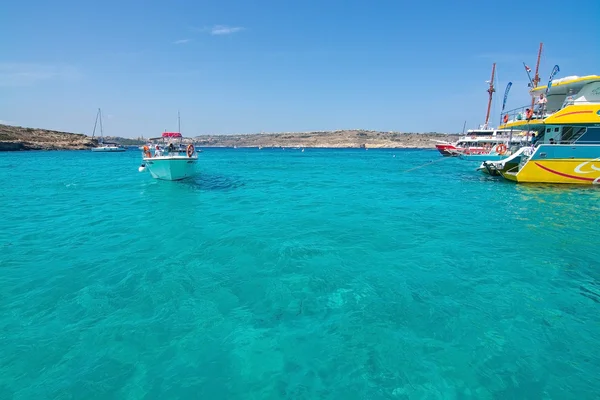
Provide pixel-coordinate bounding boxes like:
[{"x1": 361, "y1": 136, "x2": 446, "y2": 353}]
[{"x1": 1, "y1": 148, "x2": 599, "y2": 399}]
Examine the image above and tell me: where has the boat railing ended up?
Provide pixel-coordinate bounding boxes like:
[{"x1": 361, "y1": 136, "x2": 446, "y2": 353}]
[
  {"x1": 501, "y1": 100, "x2": 600, "y2": 124},
  {"x1": 458, "y1": 134, "x2": 531, "y2": 141}
]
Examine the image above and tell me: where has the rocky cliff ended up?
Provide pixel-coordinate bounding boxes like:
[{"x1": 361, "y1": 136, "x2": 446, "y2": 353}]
[{"x1": 0, "y1": 124, "x2": 96, "y2": 151}]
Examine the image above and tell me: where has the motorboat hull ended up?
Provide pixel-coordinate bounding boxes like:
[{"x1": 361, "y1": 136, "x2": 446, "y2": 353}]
[{"x1": 143, "y1": 157, "x2": 198, "y2": 181}]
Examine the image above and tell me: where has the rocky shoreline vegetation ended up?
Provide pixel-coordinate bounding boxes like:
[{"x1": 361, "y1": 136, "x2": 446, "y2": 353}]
[{"x1": 0, "y1": 124, "x2": 459, "y2": 151}]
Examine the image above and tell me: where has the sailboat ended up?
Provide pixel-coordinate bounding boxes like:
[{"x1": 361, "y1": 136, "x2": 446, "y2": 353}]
[{"x1": 91, "y1": 108, "x2": 125, "y2": 152}]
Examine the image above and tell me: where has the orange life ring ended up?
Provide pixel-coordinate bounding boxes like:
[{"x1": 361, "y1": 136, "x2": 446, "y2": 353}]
[
  {"x1": 496, "y1": 144, "x2": 507, "y2": 155},
  {"x1": 525, "y1": 109, "x2": 533, "y2": 120},
  {"x1": 186, "y1": 144, "x2": 194, "y2": 157},
  {"x1": 503, "y1": 114, "x2": 509, "y2": 123}
]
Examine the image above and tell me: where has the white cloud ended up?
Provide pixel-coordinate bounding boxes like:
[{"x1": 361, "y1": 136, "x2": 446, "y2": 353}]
[
  {"x1": 173, "y1": 39, "x2": 191, "y2": 45},
  {"x1": 208, "y1": 25, "x2": 244, "y2": 35},
  {"x1": 0, "y1": 63, "x2": 81, "y2": 87}
]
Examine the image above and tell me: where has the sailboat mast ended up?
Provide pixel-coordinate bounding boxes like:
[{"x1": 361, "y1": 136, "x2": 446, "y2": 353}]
[
  {"x1": 92, "y1": 108, "x2": 99, "y2": 139},
  {"x1": 98, "y1": 108, "x2": 104, "y2": 139},
  {"x1": 484, "y1": 63, "x2": 496, "y2": 129}
]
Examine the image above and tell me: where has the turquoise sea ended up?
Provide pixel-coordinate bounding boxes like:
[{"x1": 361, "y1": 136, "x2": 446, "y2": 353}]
[{"x1": 1, "y1": 148, "x2": 599, "y2": 399}]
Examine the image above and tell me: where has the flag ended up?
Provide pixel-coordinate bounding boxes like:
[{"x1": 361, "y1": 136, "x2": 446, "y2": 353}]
[
  {"x1": 545, "y1": 65, "x2": 560, "y2": 95},
  {"x1": 523, "y1": 62, "x2": 533, "y2": 87},
  {"x1": 501, "y1": 82, "x2": 512, "y2": 112}
]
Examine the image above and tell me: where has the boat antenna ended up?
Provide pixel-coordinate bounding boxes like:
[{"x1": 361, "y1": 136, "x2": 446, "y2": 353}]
[
  {"x1": 484, "y1": 63, "x2": 496, "y2": 129},
  {"x1": 178, "y1": 110, "x2": 181, "y2": 134},
  {"x1": 461, "y1": 120, "x2": 467, "y2": 135}
]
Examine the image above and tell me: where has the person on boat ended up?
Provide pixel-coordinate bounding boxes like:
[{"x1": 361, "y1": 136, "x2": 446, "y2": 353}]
[
  {"x1": 168, "y1": 142, "x2": 175, "y2": 153},
  {"x1": 154, "y1": 145, "x2": 163, "y2": 156},
  {"x1": 536, "y1": 93, "x2": 547, "y2": 117},
  {"x1": 530, "y1": 132, "x2": 538, "y2": 146}
]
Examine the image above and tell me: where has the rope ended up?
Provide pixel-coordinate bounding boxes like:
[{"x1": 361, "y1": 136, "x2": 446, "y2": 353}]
[{"x1": 401, "y1": 156, "x2": 451, "y2": 173}]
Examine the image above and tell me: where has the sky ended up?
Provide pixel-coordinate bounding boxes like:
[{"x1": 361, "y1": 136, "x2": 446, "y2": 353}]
[{"x1": 1, "y1": 0, "x2": 599, "y2": 138}]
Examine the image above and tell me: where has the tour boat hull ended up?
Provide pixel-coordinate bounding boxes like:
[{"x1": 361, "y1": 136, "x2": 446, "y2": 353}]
[
  {"x1": 435, "y1": 144, "x2": 460, "y2": 156},
  {"x1": 500, "y1": 145, "x2": 600, "y2": 184}
]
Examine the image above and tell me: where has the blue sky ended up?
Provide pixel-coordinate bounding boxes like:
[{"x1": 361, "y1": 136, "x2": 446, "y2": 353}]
[{"x1": 1, "y1": 0, "x2": 599, "y2": 137}]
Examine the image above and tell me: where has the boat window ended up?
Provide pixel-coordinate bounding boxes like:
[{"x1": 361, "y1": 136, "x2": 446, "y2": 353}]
[
  {"x1": 577, "y1": 127, "x2": 600, "y2": 144},
  {"x1": 554, "y1": 127, "x2": 559, "y2": 132},
  {"x1": 561, "y1": 126, "x2": 575, "y2": 143},
  {"x1": 546, "y1": 128, "x2": 551, "y2": 133}
]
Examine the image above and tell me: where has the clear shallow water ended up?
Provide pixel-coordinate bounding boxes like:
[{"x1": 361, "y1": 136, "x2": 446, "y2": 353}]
[{"x1": 1, "y1": 148, "x2": 599, "y2": 399}]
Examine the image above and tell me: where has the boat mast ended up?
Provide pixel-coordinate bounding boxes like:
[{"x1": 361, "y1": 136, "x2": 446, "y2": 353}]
[
  {"x1": 92, "y1": 108, "x2": 99, "y2": 139},
  {"x1": 178, "y1": 110, "x2": 181, "y2": 134},
  {"x1": 530, "y1": 42, "x2": 543, "y2": 109},
  {"x1": 484, "y1": 63, "x2": 496, "y2": 129},
  {"x1": 98, "y1": 108, "x2": 104, "y2": 141},
  {"x1": 532, "y1": 43, "x2": 543, "y2": 88}
]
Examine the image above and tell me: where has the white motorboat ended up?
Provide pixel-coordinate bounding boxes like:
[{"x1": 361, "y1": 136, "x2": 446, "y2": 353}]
[
  {"x1": 90, "y1": 108, "x2": 126, "y2": 152},
  {"x1": 138, "y1": 114, "x2": 199, "y2": 180}
]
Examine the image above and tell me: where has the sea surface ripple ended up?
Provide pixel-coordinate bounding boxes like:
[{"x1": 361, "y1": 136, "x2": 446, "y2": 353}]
[{"x1": 1, "y1": 148, "x2": 599, "y2": 399}]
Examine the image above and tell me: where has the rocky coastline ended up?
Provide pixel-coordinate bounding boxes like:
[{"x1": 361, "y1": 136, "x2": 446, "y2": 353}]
[{"x1": 0, "y1": 124, "x2": 96, "y2": 151}]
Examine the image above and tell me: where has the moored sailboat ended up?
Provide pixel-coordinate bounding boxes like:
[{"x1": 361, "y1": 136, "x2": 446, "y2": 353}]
[{"x1": 91, "y1": 108, "x2": 125, "y2": 152}]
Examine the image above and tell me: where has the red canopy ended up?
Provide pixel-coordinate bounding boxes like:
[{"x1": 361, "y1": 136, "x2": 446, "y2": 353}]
[{"x1": 162, "y1": 132, "x2": 182, "y2": 138}]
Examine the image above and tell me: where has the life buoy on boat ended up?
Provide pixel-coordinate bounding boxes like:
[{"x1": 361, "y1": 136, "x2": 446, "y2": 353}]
[
  {"x1": 503, "y1": 114, "x2": 509, "y2": 123},
  {"x1": 496, "y1": 144, "x2": 507, "y2": 155},
  {"x1": 186, "y1": 144, "x2": 194, "y2": 157}
]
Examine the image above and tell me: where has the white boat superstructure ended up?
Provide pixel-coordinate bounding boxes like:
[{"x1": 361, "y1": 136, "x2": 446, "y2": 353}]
[{"x1": 437, "y1": 128, "x2": 533, "y2": 156}]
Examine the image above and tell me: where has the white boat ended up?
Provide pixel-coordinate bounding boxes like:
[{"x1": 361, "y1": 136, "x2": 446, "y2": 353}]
[
  {"x1": 138, "y1": 113, "x2": 199, "y2": 181},
  {"x1": 90, "y1": 108, "x2": 125, "y2": 152}
]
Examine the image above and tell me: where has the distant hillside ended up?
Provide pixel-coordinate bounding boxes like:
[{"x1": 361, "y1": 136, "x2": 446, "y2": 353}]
[
  {"x1": 0, "y1": 124, "x2": 459, "y2": 151},
  {"x1": 194, "y1": 130, "x2": 459, "y2": 149},
  {"x1": 103, "y1": 136, "x2": 146, "y2": 146},
  {"x1": 0, "y1": 124, "x2": 96, "y2": 151}
]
